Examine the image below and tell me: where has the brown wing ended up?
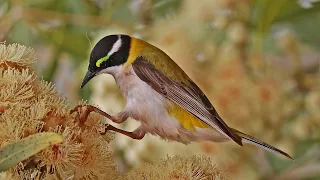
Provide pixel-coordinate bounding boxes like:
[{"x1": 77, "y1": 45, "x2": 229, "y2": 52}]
[{"x1": 132, "y1": 57, "x2": 242, "y2": 146}]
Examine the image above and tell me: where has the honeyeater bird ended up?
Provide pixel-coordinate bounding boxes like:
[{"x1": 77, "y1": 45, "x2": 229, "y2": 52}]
[{"x1": 80, "y1": 34, "x2": 293, "y2": 159}]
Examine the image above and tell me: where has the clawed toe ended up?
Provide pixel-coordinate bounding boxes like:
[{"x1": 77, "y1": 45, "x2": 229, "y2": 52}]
[
  {"x1": 70, "y1": 104, "x2": 138, "y2": 138},
  {"x1": 70, "y1": 104, "x2": 83, "y2": 114}
]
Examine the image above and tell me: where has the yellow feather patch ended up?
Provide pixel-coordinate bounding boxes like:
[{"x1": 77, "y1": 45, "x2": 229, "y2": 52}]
[
  {"x1": 124, "y1": 37, "x2": 144, "y2": 69},
  {"x1": 167, "y1": 103, "x2": 211, "y2": 131}
]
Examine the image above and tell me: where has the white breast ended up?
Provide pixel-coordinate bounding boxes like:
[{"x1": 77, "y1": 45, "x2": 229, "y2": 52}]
[{"x1": 99, "y1": 65, "x2": 226, "y2": 143}]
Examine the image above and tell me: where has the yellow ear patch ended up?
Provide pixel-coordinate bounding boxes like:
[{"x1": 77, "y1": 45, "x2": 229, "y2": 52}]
[{"x1": 96, "y1": 55, "x2": 110, "y2": 67}]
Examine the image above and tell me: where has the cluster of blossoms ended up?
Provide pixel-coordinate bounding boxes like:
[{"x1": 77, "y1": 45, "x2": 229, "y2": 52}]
[{"x1": 0, "y1": 43, "x2": 229, "y2": 180}]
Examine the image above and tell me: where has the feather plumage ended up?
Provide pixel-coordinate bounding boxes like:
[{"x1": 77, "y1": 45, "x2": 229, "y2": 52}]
[{"x1": 132, "y1": 56, "x2": 242, "y2": 146}]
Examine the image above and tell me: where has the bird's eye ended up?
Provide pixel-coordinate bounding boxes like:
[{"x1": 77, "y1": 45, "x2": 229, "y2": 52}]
[{"x1": 96, "y1": 55, "x2": 110, "y2": 67}]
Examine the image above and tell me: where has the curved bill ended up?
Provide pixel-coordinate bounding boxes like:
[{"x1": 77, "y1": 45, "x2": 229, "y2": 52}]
[{"x1": 81, "y1": 71, "x2": 95, "y2": 88}]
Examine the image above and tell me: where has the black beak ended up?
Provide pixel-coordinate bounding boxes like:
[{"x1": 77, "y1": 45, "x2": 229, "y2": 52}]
[{"x1": 81, "y1": 71, "x2": 95, "y2": 89}]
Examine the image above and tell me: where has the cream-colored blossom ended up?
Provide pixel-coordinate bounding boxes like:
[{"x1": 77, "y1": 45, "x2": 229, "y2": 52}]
[
  {"x1": 126, "y1": 155, "x2": 229, "y2": 180},
  {"x1": 0, "y1": 43, "x2": 35, "y2": 66},
  {"x1": 0, "y1": 43, "x2": 119, "y2": 180}
]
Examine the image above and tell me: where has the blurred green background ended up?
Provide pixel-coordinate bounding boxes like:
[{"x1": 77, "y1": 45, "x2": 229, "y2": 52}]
[{"x1": 1, "y1": 0, "x2": 320, "y2": 179}]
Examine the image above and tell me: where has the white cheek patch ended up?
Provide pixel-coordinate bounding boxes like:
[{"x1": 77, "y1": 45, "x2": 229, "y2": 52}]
[
  {"x1": 107, "y1": 35, "x2": 122, "y2": 57},
  {"x1": 97, "y1": 65, "x2": 123, "y2": 77}
]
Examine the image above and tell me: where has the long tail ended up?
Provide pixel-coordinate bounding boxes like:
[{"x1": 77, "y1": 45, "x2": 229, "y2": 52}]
[{"x1": 231, "y1": 128, "x2": 294, "y2": 160}]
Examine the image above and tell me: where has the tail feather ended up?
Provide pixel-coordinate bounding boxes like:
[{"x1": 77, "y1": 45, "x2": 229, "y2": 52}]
[{"x1": 232, "y1": 128, "x2": 294, "y2": 160}]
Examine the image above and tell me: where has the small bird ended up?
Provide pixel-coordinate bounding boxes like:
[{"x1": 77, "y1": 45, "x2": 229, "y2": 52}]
[{"x1": 80, "y1": 34, "x2": 293, "y2": 159}]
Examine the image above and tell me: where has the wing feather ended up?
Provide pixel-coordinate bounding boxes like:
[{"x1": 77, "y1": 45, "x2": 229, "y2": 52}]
[{"x1": 132, "y1": 57, "x2": 242, "y2": 146}]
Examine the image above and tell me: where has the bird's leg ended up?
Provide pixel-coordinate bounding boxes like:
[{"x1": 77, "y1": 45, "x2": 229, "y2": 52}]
[
  {"x1": 112, "y1": 111, "x2": 129, "y2": 124},
  {"x1": 70, "y1": 104, "x2": 144, "y2": 139},
  {"x1": 101, "y1": 125, "x2": 145, "y2": 140},
  {"x1": 70, "y1": 104, "x2": 118, "y2": 123}
]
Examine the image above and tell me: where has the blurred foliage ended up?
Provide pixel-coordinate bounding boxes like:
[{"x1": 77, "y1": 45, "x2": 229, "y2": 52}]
[{"x1": 1, "y1": 0, "x2": 320, "y2": 179}]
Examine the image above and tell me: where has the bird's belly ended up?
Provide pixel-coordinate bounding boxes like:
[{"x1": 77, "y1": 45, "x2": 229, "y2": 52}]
[
  {"x1": 114, "y1": 67, "x2": 191, "y2": 142},
  {"x1": 115, "y1": 66, "x2": 226, "y2": 143},
  {"x1": 140, "y1": 113, "x2": 226, "y2": 144},
  {"x1": 122, "y1": 78, "x2": 188, "y2": 141}
]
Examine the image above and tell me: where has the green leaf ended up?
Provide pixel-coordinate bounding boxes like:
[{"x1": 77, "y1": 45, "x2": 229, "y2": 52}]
[
  {"x1": 268, "y1": 152, "x2": 292, "y2": 173},
  {"x1": 251, "y1": 0, "x2": 288, "y2": 34},
  {"x1": 272, "y1": 1, "x2": 320, "y2": 47},
  {"x1": 108, "y1": 0, "x2": 137, "y2": 24},
  {"x1": 79, "y1": 83, "x2": 92, "y2": 101},
  {"x1": 37, "y1": 25, "x2": 91, "y2": 58},
  {"x1": 275, "y1": 1, "x2": 320, "y2": 23},
  {"x1": 152, "y1": 0, "x2": 181, "y2": 18},
  {"x1": 249, "y1": 0, "x2": 320, "y2": 50},
  {"x1": 250, "y1": 0, "x2": 320, "y2": 30},
  {"x1": 26, "y1": 0, "x2": 101, "y2": 15},
  {"x1": 289, "y1": 12, "x2": 320, "y2": 48},
  {"x1": 8, "y1": 20, "x2": 35, "y2": 46},
  {"x1": 269, "y1": 138, "x2": 320, "y2": 173},
  {"x1": 249, "y1": 0, "x2": 288, "y2": 51},
  {"x1": 295, "y1": 139, "x2": 320, "y2": 158},
  {"x1": 0, "y1": 132, "x2": 63, "y2": 172}
]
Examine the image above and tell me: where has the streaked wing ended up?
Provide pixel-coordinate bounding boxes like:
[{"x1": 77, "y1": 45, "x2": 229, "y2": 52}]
[{"x1": 132, "y1": 57, "x2": 242, "y2": 146}]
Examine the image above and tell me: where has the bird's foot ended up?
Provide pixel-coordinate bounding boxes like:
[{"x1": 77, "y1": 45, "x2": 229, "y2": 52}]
[
  {"x1": 70, "y1": 104, "x2": 117, "y2": 123},
  {"x1": 101, "y1": 125, "x2": 145, "y2": 140},
  {"x1": 70, "y1": 104, "x2": 143, "y2": 139}
]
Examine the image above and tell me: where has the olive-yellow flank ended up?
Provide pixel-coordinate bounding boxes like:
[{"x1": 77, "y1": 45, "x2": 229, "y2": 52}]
[{"x1": 80, "y1": 34, "x2": 293, "y2": 160}]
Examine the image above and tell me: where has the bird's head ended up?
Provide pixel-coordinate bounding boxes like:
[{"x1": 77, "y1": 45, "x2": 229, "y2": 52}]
[{"x1": 81, "y1": 34, "x2": 131, "y2": 88}]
